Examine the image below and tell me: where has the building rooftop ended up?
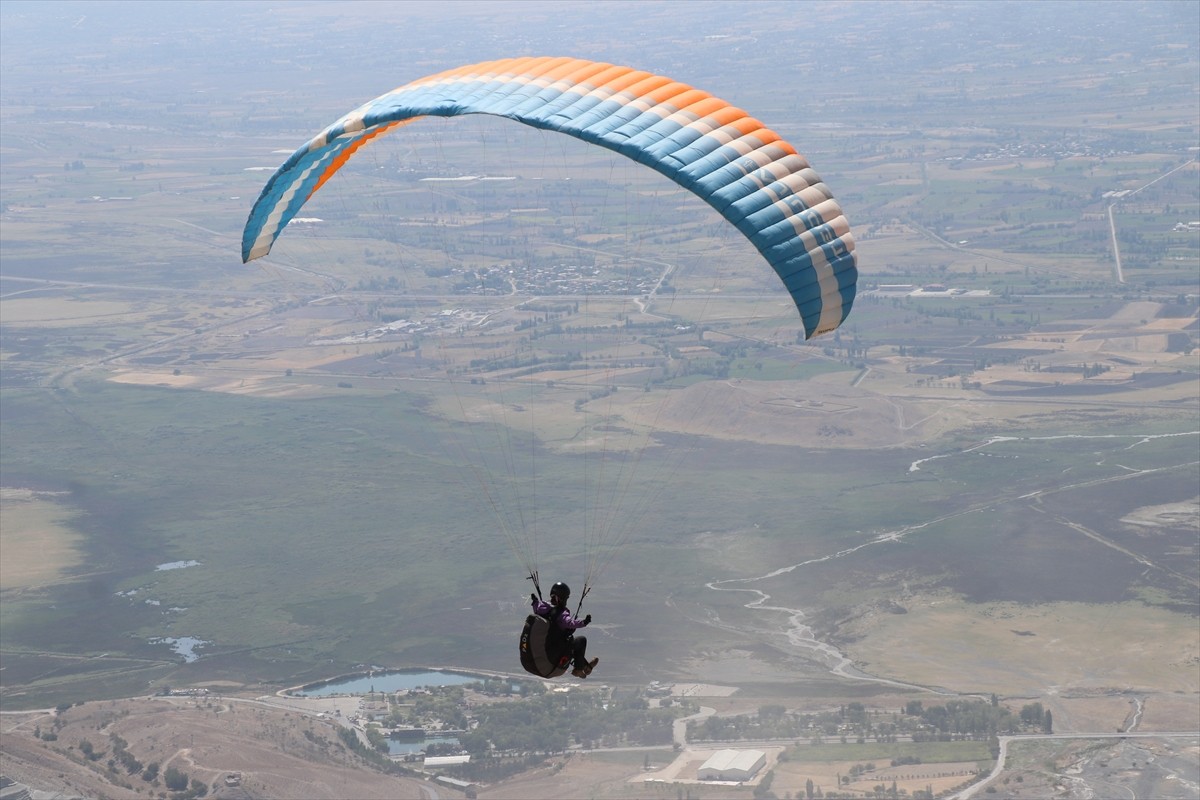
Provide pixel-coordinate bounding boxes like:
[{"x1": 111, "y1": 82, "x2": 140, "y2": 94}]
[{"x1": 700, "y1": 748, "x2": 764, "y2": 773}]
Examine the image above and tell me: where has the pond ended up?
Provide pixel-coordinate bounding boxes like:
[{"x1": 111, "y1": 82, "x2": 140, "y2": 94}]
[{"x1": 293, "y1": 668, "x2": 483, "y2": 697}]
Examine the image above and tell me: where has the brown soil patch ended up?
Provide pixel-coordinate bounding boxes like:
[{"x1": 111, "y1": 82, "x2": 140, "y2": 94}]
[
  {"x1": 0, "y1": 697, "x2": 429, "y2": 799},
  {"x1": 773, "y1": 758, "x2": 981, "y2": 800},
  {"x1": 0, "y1": 297, "x2": 144, "y2": 326},
  {"x1": 617, "y1": 379, "x2": 939, "y2": 449},
  {"x1": 480, "y1": 752, "x2": 662, "y2": 799},
  {"x1": 0, "y1": 488, "x2": 82, "y2": 591},
  {"x1": 1138, "y1": 692, "x2": 1200, "y2": 732},
  {"x1": 1121, "y1": 498, "x2": 1200, "y2": 533},
  {"x1": 840, "y1": 596, "x2": 1200, "y2": 698}
]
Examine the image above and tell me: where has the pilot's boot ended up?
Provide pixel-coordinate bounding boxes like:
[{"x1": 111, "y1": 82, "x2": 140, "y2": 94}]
[{"x1": 572, "y1": 657, "x2": 598, "y2": 678}]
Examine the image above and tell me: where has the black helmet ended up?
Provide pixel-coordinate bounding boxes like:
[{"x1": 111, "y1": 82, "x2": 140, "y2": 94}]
[{"x1": 549, "y1": 582, "x2": 571, "y2": 604}]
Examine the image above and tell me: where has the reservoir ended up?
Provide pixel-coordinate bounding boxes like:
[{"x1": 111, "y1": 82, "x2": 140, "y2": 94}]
[{"x1": 293, "y1": 668, "x2": 482, "y2": 697}]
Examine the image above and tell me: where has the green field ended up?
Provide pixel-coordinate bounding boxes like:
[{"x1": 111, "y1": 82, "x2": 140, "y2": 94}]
[
  {"x1": 785, "y1": 740, "x2": 991, "y2": 765},
  {"x1": 2, "y1": 359, "x2": 1195, "y2": 706}
]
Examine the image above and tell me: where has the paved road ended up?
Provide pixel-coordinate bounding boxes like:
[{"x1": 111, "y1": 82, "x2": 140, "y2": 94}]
[{"x1": 673, "y1": 705, "x2": 715, "y2": 747}]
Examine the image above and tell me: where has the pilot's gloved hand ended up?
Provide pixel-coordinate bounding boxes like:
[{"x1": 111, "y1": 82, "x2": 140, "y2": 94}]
[{"x1": 583, "y1": 614, "x2": 592, "y2": 626}]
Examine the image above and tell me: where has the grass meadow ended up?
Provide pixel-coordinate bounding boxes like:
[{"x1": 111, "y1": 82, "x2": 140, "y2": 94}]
[
  {"x1": 783, "y1": 740, "x2": 991, "y2": 765},
  {"x1": 3, "y1": 359, "x2": 1196, "y2": 707}
]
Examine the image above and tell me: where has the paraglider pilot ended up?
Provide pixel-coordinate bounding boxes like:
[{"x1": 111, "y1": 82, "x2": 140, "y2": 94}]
[{"x1": 531, "y1": 581, "x2": 598, "y2": 678}]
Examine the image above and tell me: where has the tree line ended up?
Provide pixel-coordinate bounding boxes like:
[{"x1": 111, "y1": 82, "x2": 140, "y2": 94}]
[{"x1": 690, "y1": 698, "x2": 1051, "y2": 744}]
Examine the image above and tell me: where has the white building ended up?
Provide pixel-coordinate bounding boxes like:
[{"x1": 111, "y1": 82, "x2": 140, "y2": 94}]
[{"x1": 697, "y1": 749, "x2": 766, "y2": 781}]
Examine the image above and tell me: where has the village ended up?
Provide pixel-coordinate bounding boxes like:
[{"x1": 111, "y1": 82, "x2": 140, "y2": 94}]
[
  {"x1": 251, "y1": 676, "x2": 785, "y2": 795},
  {"x1": 216, "y1": 672, "x2": 1054, "y2": 798}
]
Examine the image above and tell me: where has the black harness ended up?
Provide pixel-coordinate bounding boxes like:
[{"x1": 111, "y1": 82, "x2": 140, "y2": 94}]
[{"x1": 519, "y1": 606, "x2": 572, "y2": 678}]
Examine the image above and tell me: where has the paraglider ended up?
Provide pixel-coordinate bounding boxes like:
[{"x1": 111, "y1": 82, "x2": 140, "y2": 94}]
[
  {"x1": 522, "y1": 580, "x2": 598, "y2": 679},
  {"x1": 242, "y1": 56, "x2": 859, "y2": 678}
]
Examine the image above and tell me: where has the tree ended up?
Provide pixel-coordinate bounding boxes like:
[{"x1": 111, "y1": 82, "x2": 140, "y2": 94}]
[
  {"x1": 365, "y1": 724, "x2": 388, "y2": 753},
  {"x1": 759, "y1": 704, "x2": 786, "y2": 721},
  {"x1": 752, "y1": 770, "x2": 775, "y2": 799},
  {"x1": 163, "y1": 766, "x2": 189, "y2": 791},
  {"x1": 1043, "y1": 709, "x2": 1053, "y2": 734}
]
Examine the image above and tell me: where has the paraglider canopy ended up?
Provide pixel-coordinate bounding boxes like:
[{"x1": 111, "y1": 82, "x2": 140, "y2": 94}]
[{"x1": 242, "y1": 56, "x2": 857, "y2": 339}]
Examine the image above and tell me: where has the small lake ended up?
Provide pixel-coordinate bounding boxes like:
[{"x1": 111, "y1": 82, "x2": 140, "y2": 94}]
[
  {"x1": 293, "y1": 669, "x2": 483, "y2": 697},
  {"x1": 149, "y1": 636, "x2": 208, "y2": 663}
]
